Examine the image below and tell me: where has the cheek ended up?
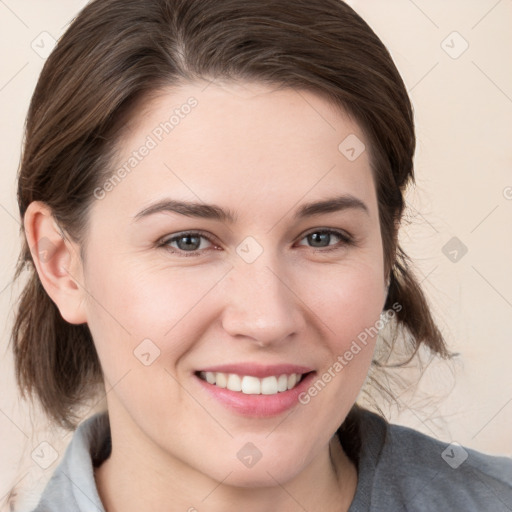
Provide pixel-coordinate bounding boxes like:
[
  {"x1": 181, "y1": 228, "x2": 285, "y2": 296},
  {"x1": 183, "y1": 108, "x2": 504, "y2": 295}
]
[
  {"x1": 82, "y1": 253, "x2": 229, "y2": 369},
  {"x1": 290, "y1": 264, "x2": 385, "y2": 437},
  {"x1": 84, "y1": 241, "x2": 385, "y2": 362},
  {"x1": 304, "y1": 261, "x2": 386, "y2": 342},
  {"x1": 297, "y1": 259, "x2": 386, "y2": 411}
]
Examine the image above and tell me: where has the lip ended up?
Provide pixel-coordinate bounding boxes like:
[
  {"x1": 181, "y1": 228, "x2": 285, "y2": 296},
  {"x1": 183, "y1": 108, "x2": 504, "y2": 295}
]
[
  {"x1": 195, "y1": 362, "x2": 314, "y2": 378},
  {"x1": 193, "y1": 367, "x2": 316, "y2": 418}
]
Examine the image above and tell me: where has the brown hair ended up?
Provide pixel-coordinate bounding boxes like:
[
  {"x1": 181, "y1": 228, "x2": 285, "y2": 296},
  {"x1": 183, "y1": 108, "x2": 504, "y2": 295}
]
[{"x1": 13, "y1": 0, "x2": 453, "y2": 431}]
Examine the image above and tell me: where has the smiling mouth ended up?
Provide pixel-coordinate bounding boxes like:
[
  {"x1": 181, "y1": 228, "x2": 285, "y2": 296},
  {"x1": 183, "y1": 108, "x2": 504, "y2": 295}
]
[{"x1": 196, "y1": 371, "x2": 311, "y2": 395}]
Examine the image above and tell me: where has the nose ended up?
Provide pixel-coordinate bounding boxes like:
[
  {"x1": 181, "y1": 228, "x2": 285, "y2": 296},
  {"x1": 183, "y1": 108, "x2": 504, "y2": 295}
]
[{"x1": 220, "y1": 256, "x2": 305, "y2": 347}]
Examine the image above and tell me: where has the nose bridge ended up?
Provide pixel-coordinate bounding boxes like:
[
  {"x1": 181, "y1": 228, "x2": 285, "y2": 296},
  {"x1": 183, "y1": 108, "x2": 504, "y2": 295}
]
[{"x1": 221, "y1": 250, "x2": 303, "y2": 345}]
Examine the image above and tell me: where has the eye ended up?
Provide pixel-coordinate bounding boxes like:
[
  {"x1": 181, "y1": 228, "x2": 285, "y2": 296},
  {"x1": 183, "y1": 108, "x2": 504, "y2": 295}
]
[
  {"x1": 296, "y1": 229, "x2": 353, "y2": 251},
  {"x1": 158, "y1": 231, "x2": 217, "y2": 256},
  {"x1": 157, "y1": 228, "x2": 354, "y2": 257}
]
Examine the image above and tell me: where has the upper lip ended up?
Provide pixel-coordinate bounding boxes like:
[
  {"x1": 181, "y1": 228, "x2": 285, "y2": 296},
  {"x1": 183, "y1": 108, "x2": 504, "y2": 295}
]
[{"x1": 196, "y1": 363, "x2": 315, "y2": 379}]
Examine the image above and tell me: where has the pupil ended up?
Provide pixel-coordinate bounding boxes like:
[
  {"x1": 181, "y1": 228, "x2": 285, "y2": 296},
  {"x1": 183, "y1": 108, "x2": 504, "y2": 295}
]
[
  {"x1": 310, "y1": 232, "x2": 329, "y2": 247},
  {"x1": 178, "y1": 235, "x2": 200, "y2": 251}
]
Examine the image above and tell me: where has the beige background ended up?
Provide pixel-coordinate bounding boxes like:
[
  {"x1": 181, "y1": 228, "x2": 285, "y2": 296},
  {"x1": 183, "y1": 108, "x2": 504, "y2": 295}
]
[{"x1": 1, "y1": 0, "x2": 511, "y2": 510}]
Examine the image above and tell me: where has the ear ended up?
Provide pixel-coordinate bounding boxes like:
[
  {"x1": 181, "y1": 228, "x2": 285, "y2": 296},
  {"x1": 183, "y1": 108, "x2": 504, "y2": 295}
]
[{"x1": 23, "y1": 201, "x2": 87, "y2": 324}]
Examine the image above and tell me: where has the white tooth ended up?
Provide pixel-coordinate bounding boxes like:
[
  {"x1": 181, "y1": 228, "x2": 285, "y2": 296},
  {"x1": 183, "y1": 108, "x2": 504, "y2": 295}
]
[
  {"x1": 199, "y1": 371, "x2": 207, "y2": 380},
  {"x1": 212, "y1": 373, "x2": 303, "y2": 393},
  {"x1": 287, "y1": 373, "x2": 297, "y2": 390},
  {"x1": 277, "y1": 374, "x2": 288, "y2": 392},
  {"x1": 227, "y1": 374, "x2": 242, "y2": 392},
  {"x1": 241, "y1": 375, "x2": 261, "y2": 394},
  {"x1": 216, "y1": 372, "x2": 227, "y2": 388},
  {"x1": 261, "y1": 376, "x2": 278, "y2": 395}
]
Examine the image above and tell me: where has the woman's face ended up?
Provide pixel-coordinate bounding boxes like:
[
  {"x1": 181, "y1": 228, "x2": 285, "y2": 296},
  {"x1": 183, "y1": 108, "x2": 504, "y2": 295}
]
[{"x1": 79, "y1": 81, "x2": 388, "y2": 486}]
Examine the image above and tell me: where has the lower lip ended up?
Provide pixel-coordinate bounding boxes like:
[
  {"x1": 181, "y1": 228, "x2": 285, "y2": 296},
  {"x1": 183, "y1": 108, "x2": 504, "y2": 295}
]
[{"x1": 194, "y1": 372, "x2": 316, "y2": 417}]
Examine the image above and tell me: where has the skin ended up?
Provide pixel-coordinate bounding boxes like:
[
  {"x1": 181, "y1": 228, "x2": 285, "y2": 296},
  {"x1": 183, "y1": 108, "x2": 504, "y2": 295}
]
[{"x1": 25, "y1": 80, "x2": 389, "y2": 511}]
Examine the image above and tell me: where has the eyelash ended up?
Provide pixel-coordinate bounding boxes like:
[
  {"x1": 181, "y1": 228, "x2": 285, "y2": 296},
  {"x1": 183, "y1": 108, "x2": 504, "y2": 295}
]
[{"x1": 157, "y1": 229, "x2": 354, "y2": 257}]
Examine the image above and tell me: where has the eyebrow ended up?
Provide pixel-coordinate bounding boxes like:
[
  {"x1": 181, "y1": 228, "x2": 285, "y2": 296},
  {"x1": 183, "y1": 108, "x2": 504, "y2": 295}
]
[{"x1": 132, "y1": 194, "x2": 369, "y2": 224}]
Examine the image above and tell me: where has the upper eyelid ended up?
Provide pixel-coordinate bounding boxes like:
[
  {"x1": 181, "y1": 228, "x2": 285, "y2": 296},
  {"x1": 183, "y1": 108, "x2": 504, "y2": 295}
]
[
  {"x1": 300, "y1": 227, "x2": 352, "y2": 240},
  {"x1": 159, "y1": 230, "x2": 217, "y2": 245}
]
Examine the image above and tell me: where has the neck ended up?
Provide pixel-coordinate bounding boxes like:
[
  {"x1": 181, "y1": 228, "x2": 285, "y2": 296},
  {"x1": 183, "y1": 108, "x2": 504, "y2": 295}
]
[{"x1": 95, "y1": 413, "x2": 358, "y2": 512}]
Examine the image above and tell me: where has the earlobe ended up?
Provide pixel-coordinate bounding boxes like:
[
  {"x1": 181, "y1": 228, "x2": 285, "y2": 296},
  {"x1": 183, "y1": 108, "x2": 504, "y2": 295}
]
[{"x1": 23, "y1": 201, "x2": 87, "y2": 325}]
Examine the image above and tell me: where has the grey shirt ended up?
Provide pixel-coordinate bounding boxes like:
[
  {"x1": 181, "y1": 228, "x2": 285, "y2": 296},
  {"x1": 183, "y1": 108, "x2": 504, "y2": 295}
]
[{"x1": 32, "y1": 407, "x2": 512, "y2": 511}]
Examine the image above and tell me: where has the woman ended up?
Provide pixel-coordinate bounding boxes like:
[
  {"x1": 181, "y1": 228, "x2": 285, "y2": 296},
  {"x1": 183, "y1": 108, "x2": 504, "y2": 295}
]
[{"x1": 11, "y1": 0, "x2": 512, "y2": 510}]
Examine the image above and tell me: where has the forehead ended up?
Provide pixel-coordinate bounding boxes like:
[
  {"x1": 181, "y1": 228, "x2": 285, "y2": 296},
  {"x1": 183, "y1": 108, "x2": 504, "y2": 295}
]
[{"x1": 96, "y1": 80, "x2": 377, "y2": 224}]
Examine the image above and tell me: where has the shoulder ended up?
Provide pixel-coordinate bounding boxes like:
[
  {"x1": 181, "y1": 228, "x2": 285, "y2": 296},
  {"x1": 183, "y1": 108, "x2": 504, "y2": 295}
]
[
  {"x1": 30, "y1": 412, "x2": 109, "y2": 512},
  {"x1": 352, "y1": 407, "x2": 512, "y2": 511}
]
